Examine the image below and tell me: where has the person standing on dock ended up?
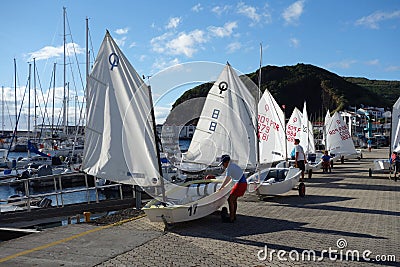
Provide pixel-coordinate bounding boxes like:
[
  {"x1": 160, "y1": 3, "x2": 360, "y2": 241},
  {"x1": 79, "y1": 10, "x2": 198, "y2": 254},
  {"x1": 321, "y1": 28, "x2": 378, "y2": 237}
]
[
  {"x1": 218, "y1": 155, "x2": 247, "y2": 223},
  {"x1": 294, "y1": 139, "x2": 307, "y2": 181}
]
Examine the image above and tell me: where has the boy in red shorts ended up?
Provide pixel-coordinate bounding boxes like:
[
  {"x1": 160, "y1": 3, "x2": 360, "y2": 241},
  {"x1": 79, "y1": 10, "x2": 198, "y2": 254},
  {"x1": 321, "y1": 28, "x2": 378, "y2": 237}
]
[{"x1": 218, "y1": 155, "x2": 247, "y2": 223}]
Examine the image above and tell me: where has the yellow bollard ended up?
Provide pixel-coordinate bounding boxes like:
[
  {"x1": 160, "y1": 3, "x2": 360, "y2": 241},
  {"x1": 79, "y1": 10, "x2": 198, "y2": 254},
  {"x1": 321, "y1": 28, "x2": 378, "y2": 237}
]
[{"x1": 83, "y1": 211, "x2": 91, "y2": 222}]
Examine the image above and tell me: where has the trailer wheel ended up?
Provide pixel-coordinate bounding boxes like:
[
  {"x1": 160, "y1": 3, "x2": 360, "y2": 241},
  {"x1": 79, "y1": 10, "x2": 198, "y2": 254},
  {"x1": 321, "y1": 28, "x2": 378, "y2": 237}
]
[{"x1": 298, "y1": 182, "x2": 306, "y2": 197}]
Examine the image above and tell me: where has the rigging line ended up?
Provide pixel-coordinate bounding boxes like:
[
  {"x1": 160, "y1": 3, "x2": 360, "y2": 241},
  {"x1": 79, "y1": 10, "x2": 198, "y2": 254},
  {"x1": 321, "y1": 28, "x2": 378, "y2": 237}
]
[
  {"x1": 36, "y1": 64, "x2": 55, "y2": 143},
  {"x1": 34, "y1": 62, "x2": 52, "y2": 126},
  {"x1": 7, "y1": 78, "x2": 29, "y2": 158},
  {"x1": 5, "y1": 99, "x2": 14, "y2": 129},
  {"x1": 88, "y1": 27, "x2": 96, "y2": 69},
  {"x1": 66, "y1": 14, "x2": 85, "y2": 90}
]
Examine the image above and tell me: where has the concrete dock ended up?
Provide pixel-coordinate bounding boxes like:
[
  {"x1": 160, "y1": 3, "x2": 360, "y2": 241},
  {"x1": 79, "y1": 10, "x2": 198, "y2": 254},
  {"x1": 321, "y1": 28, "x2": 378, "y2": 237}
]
[{"x1": 0, "y1": 148, "x2": 398, "y2": 266}]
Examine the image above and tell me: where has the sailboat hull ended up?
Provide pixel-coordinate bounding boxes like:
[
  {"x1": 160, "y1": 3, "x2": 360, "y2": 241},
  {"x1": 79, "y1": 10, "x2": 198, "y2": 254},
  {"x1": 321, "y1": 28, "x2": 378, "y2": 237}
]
[
  {"x1": 143, "y1": 179, "x2": 232, "y2": 223},
  {"x1": 247, "y1": 167, "x2": 301, "y2": 196}
]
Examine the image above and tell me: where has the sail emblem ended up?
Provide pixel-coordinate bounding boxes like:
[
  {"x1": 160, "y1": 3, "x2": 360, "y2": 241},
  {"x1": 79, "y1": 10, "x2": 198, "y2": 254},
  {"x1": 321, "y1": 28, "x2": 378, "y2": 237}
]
[
  {"x1": 218, "y1": 81, "x2": 228, "y2": 94},
  {"x1": 108, "y1": 52, "x2": 119, "y2": 70},
  {"x1": 264, "y1": 103, "x2": 269, "y2": 112}
]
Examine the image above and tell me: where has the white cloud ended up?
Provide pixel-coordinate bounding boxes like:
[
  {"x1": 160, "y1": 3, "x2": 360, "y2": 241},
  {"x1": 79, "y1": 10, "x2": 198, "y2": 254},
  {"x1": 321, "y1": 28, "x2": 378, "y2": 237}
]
[
  {"x1": 28, "y1": 43, "x2": 84, "y2": 61},
  {"x1": 154, "y1": 106, "x2": 171, "y2": 124},
  {"x1": 227, "y1": 42, "x2": 242, "y2": 53},
  {"x1": 129, "y1": 42, "x2": 137, "y2": 48},
  {"x1": 237, "y1": 2, "x2": 260, "y2": 24},
  {"x1": 151, "y1": 30, "x2": 206, "y2": 57},
  {"x1": 385, "y1": 65, "x2": 400, "y2": 72},
  {"x1": 152, "y1": 58, "x2": 180, "y2": 74},
  {"x1": 326, "y1": 59, "x2": 357, "y2": 69},
  {"x1": 355, "y1": 10, "x2": 400, "y2": 29},
  {"x1": 115, "y1": 27, "x2": 129, "y2": 35},
  {"x1": 290, "y1": 38, "x2": 300, "y2": 48},
  {"x1": 208, "y1": 21, "x2": 238, "y2": 37},
  {"x1": 211, "y1": 5, "x2": 231, "y2": 16},
  {"x1": 365, "y1": 59, "x2": 379, "y2": 66},
  {"x1": 115, "y1": 36, "x2": 127, "y2": 47},
  {"x1": 166, "y1": 17, "x2": 181, "y2": 29},
  {"x1": 192, "y1": 3, "x2": 203, "y2": 12},
  {"x1": 282, "y1": 0, "x2": 305, "y2": 25}
]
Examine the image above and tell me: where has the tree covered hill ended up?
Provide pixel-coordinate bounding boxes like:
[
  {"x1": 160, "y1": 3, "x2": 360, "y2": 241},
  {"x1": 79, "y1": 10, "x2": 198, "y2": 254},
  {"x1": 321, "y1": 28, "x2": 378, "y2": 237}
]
[{"x1": 171, "y1": 63, "x2": 400, "y2": 121}]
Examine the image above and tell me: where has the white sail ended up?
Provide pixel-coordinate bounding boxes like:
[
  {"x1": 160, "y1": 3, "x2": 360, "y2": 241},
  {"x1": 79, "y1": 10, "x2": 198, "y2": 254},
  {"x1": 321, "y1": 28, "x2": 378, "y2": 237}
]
[
  {"x1": 391, "y1": 97, "x2": 400, "y2": 152},
  {"x1": 322, "y1": 110, "x2": 331, "y2": 149},
  {"x1": 182, "y1": 63, "x2": 256, "y2": 169},
  {"x1": 258, "y1": 89, "x2": 286, "y2": 163},
  {"x1": 325, "y1": 111, "x2": 357, "y2": 156},
  {"x1": 300, "y1": 102, "x2": 315, "y2": 154},
  {"x1": 82, "y1": 31, "x2": 159, "y2": 186},
  {"x1": 286, "y1": 107, "x2": 303, "y2": 157},
  {"x1": 307, "y1": 120, "x2": 316, "y2": 153}
]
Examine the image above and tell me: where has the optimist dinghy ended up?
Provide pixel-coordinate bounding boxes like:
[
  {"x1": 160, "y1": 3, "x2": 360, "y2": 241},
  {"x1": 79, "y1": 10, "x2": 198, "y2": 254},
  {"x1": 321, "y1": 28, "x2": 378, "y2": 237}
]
[{"x1": 144, "y1": 62, "x2": 258, "y2": 223}]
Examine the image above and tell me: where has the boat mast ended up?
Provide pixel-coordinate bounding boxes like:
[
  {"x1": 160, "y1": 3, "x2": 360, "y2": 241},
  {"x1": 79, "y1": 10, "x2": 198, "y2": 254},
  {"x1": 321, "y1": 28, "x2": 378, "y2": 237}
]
[
  {"x1": 147, "y1": 81, "x2": 165, "y2": 202},
  {"x1": 1, "y1": 85, "x2": 4, "y2": 136},
  {"x1": 256, "y1": 43, "x2": 262, "y2": 170},
  {"x1": 28, "y1": 63, "x2": 31, "y2": 158},
  {"x1": 52, "y1": 63, "x2": 56, "y2": 139},
  {"x1": 14, "y1": 58, "x2": 17, "y2": 143},
  {"x1": 63, "y1": 6, "x2": 67, "y2": 135},
  {"x1": 33, "y1": 58, "x2": 37, "y2": 141},
  {"x1": 86, "y1": 17, "x2": 89, "y2": 86}
]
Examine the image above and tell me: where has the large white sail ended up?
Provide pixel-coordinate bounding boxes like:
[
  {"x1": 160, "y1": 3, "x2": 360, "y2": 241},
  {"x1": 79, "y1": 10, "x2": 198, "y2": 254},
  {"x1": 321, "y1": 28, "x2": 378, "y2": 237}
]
[
  {"x1": 182, "y1": 63, "x2": 256, "y2": 169},
  {"x1": 391, "y1": 97, "x2": 400, "y2": 152},
  {"x1": 323, "y1": 110, "x2": 331, "y2": 149},
  {"x1": 300, "y1": 102, "x2": 315, "y2": 154},
  {"x1": 286, "y1": 107, "x2": 302, "y2": 157},
  {"x1": 258, "y1": 89, "x2": 286, "y2": 163},
  {"x1": 82, "y1": 31, "x2": 159, "y2": 186},
  {"x1": 325, "y1": 111, "x2": 356, "y2": 155}
]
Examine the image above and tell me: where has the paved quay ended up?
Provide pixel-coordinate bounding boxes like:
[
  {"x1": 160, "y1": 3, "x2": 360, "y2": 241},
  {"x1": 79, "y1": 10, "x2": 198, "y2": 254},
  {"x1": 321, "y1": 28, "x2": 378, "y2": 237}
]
[{"x1": 0, "y1": 148, "x2": 398, "y2": 266}]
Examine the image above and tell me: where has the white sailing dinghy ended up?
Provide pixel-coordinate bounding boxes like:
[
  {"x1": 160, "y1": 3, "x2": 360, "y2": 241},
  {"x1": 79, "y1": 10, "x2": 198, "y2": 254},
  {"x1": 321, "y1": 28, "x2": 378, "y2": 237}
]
[
  {"x1": 180, "y1": 63, "x2": 257, "y2": 173},
  {"x1": 369, "y1": 96, "x2": 400, "y2": 177},
  {"x1": 81, "y1": 31, "x2": 230, "y2": 224},
  {"x1": 145, "y1": 62, "x2": 258, "y2": 223},
  {"x1": 300, "y1": 102, "x2": 322, "y2": 175},
  {"x1": 246, "y1": 88, "x2": 302, "y2": 196},
  {"x1": 325, "y1": 111, "x2": 359, "y2": 162},
  {"x1": 286, "y1": 107, "x2": 303, "y2": 158}
]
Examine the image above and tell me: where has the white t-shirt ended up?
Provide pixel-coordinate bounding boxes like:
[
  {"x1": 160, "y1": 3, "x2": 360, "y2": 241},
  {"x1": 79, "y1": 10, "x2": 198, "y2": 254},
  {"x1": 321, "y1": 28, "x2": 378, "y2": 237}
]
[
  {"x1": 226, "y1": 162, "x2": 244, "y2": 182},
  {"x1": 295, "y1": 144, "x2": 305, "y2": 161}
]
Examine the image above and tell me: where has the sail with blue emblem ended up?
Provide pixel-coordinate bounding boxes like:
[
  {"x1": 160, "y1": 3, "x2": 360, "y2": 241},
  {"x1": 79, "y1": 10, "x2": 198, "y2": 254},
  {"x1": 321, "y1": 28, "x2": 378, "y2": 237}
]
[
  {"x1": 82, "y1": 31, "x2": 160, "y2": 186},
  {"x1": 181, "y1": 63, "x2": 257, "y2": 170}
]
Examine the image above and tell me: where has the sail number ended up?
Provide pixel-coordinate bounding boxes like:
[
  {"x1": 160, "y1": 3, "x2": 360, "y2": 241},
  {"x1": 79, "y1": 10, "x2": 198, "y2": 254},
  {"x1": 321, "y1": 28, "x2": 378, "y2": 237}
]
[{"x1": 188, "y1": 203, "x2": 198, "y2": 216}]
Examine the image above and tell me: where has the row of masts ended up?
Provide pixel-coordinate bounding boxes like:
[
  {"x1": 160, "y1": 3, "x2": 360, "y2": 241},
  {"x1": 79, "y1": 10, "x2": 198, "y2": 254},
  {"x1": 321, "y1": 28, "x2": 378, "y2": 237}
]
[{"x1": 1, "y1": 7, "x2": 89, "y2": 147}]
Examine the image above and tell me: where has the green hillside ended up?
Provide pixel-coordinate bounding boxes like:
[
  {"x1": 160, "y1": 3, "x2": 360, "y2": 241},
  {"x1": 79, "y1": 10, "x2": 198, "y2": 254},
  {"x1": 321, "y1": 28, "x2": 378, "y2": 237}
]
[{"x1": 172, "y1": 63, "x2": 400, "y2": 121}]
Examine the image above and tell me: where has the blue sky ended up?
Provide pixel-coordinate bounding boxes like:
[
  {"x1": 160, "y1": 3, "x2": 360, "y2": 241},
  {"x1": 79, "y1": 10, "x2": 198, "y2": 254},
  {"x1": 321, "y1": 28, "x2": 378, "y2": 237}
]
[{"x1": 0, "y1": 0, "x2": 399, "y2": 129}]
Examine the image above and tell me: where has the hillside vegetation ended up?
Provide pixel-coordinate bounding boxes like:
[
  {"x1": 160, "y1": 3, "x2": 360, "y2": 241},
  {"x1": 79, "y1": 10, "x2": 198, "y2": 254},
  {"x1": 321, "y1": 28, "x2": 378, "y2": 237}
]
[{"x1": 172, "y1": 63, "x2": 400, "y2": 121}]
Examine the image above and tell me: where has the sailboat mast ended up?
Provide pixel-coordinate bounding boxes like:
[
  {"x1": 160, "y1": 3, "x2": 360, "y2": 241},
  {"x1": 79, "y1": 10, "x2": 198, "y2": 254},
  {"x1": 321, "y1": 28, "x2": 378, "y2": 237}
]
[
  {"x1": 14, "y1": 58, "x2": 17, "y2": 143},
  {"x1": 34, "y1": 58, "x2": 37, "y2": 140},
  {"x1": 256, "y1": 43, "x2": 262, "y2": 169},
  {"x1": 52, "y1": 63, "x2": 56, "y2": 139},
  {"x1": 86, "y1": 17, "x2": 89, "y2": 84},
  {"x1": 63, "y1": 6, "x2": 67, "y2": 134},
  {"x1": 147, "y1": 83, "x2": 165, "y2": 202},
  {"x1": 28, "y1": 63, "x2": 31, "y2": 158},
  {"x1": 1, "y1": 86, "x2": 4, "y2": 135}
]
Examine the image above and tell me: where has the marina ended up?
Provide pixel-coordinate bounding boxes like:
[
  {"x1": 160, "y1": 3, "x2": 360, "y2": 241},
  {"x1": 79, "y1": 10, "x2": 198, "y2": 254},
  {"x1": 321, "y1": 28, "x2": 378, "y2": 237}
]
[
  {"x1": 0, "y1": 148, "x2": 398, "y2": 266},
  {"x1": 0, "y1": 1, "x2": 398, "y2": 266}
]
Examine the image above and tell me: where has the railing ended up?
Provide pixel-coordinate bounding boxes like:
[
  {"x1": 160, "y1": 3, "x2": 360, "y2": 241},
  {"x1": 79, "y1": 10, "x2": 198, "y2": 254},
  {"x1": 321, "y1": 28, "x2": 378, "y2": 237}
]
[{"x1": 0, "y1": 172, "x2": 131, "y2": 213}]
